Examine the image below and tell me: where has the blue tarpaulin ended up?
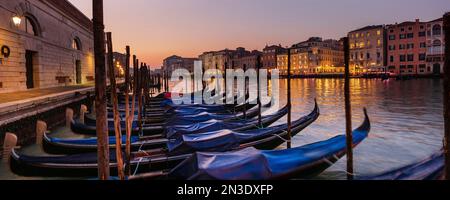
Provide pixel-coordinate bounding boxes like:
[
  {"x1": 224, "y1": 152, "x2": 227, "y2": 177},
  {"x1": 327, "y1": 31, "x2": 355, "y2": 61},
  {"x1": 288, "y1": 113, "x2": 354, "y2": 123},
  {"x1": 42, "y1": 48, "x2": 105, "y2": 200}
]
[
  {"x1": 362, "y1": 151, "x2": 444, "y2": 180},
  {"x1": 169, "y1": 120, "x2": 369, "y2": 180},
  {"x1": 166, "y1": 123, "x2": 289, "y2": 155}
]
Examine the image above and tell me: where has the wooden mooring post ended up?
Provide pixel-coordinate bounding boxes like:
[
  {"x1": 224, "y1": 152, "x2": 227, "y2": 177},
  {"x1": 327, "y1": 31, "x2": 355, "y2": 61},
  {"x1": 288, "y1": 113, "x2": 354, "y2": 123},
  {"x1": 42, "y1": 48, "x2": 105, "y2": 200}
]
[
  {"x1": 343, "y1": 37, "x2": 354, "y2": 180},
  {"x1": 287, "y1": 48, "x2": 292, "y2": 149},
  {"x1": 138, "y1": 63, "x2": 144, "y2": 134},
  {"x1": 443, "y1": 12, "x2": 450, "y2": 180},
  {"x1": 106, "y1": 32, "x2": 125, "y2": 180},
  {"x1": 257, "y1": 55, "x2": 262, "y2": 128},
  {"x1": 128, "y1": 55, "x2": 138, "y2": 176},
  {"x1": 125, "y1": 46, "x2": 131, "y2": 176},
  {"x1": 92, "y1": 0, "x2": 110, "y2": 180}
]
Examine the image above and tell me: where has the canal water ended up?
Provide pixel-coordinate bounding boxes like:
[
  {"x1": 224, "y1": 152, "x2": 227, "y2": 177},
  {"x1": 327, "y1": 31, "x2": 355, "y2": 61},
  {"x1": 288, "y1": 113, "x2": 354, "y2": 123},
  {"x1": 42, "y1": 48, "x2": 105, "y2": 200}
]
[
  {"x1": 274, "y1": 78, "x2": 444, "y2": 179},
  {"x1": 0, "y1": 78, "x2": 444, "y2": 180}
]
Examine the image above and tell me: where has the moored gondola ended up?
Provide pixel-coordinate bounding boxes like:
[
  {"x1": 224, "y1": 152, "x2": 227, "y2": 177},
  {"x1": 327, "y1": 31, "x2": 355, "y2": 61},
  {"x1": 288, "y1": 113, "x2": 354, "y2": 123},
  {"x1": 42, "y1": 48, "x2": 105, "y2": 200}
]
[
  {"x1": 131, "y1": 109, "x2": 371, "y2": 180},
  {"x1": 9, "y1": 103, "x2": 319, "y2": 177},
  {"x1": 360, "y1": 151, "x2": 444, "y2": 180},
  {"x1": 73, "y1": 100, "x2": 271, "y2": 136},
  {"x1": 42, "y1": 104, "x2": 295, "y2": 154}
]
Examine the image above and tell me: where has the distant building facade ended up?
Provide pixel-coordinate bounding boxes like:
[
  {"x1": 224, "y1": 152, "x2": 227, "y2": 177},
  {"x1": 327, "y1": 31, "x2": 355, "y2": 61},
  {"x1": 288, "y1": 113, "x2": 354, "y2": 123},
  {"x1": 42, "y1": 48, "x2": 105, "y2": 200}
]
[
  {"x1": 0, "y1": 0, "x2": 94, "y2": 93},
  {"x1": 199, "y1": 49, "x2": 236, "y2": 72},
  {"x1": 277, "y1": 37, "x2": 344, "y2": 76},
  {"x1": 162, "y1": 55, "x2": 198, "y2": 75},
  {"x1": 426, "y1": 18, "x2": 445, "y2": 75},
  {"x1": 233, "y1": 50, "x2": 262, "y2": 70},
  {"x1": 348, "y1": 25, "x2": 387, "y2": 74},
  {"x1": 262, "y1": 45, "x2": 286, "y2": 72},
  {"x1": 386, "y1": 19, "x2": 427, "y2": 75}
]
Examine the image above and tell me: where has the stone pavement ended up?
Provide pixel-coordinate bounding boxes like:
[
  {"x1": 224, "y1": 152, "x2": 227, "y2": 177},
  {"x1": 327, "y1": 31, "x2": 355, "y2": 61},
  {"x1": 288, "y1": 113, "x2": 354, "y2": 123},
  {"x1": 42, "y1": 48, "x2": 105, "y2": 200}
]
[{"x1": 0, "y1": 84, "x2": 94, "y2": 105}]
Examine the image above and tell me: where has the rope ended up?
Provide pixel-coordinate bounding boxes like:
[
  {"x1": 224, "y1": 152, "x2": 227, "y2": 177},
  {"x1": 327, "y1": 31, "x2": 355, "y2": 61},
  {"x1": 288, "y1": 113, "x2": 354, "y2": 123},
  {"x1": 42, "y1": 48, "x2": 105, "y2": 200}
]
[
  {"x1": 271, "y1": 131, "x2": 290, "y2": 143},
  {"x1": 322, "y1": 156, "x2": 359, "y2": 177},
  {"x1": 132, "y1": 142, "x2": 151, "y2": 176}
]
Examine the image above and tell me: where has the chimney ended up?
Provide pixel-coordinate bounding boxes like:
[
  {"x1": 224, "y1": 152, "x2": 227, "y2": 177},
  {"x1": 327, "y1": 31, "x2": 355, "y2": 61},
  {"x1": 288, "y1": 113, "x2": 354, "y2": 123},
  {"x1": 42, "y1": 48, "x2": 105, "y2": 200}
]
[{"x1": 415, "y1": 19, "x2": 420, "y2": 23}]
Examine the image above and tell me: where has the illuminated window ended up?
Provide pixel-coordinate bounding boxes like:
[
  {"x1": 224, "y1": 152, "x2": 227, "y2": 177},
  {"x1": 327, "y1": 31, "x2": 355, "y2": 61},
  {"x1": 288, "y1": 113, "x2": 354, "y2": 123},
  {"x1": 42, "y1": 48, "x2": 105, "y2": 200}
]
[
  {"x1": 377, "y1": 39, "x2": 381, "y2": 46},
  {"x1": 377, "y1": 30, "x2": 381, "y2": 35}
]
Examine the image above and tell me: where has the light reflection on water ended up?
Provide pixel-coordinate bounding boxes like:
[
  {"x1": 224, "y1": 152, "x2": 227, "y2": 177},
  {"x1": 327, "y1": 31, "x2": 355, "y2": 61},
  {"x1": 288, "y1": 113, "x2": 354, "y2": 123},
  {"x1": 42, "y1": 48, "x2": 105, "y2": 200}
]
[
  {"x1": 0, "y1": 78, "x2": 444, "y2": 180},
  {"x1": 273, "y1": 78, "x2": 444, "y2": 179}
]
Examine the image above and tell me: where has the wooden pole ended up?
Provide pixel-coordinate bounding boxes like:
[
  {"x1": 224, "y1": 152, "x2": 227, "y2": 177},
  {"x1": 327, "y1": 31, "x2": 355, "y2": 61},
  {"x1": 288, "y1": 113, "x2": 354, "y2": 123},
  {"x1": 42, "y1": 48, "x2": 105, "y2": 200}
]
[
  {"x1": 106, "y1": 32, "x2": 125, "y2": 180},
  {"x1": 143, "y1": 64, "x2": 149, "y2": 117},
  {"x1": 93, "y1": 0, "x2": 110, "y2": 180},
  {"x1": 343, "y1": 37, "x2": 354, "y2": 180},
  {"x1": 257, "y1": 55, "x2": 262, "y2": 128},
  {"x1": 443, "y1": 12, "x2": 450, "y2": 180},
  {"x1": 243, "y1": 64, "x2": 247, "y2": 119},
  {"x1": 125, "y1": 47, "x2": 131, "y2": 176},
  {"x1": 138, "y1": 63, "x2": 143, "y2": 134},
  {"x1": 287, "y1": 49, "x2": 292, "y2": 149},
  {"x1": 128, "y1": 55, "x2": 138, "y2": 173}
]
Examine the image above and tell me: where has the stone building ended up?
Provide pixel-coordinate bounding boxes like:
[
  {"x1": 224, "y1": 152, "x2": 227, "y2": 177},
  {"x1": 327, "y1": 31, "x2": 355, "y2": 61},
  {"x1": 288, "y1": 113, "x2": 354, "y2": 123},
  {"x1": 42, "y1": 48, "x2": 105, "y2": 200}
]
[
  {"x1": 261, "y1": 45, "x2": 286, "y2": 72},
  {"x1": 199, "y1": 49, "x2": 236, "y2": 72},
  {"x1": 386, "y1": 19, "x2": 427, "y2": 75},
  {"x1": 0, "y1": 0, "x2": 94, "y2": 93},
  {"x1": 426, "y1": 18, "x2": 445, "y2": 75},
  {"x1": 162, "y1": 55, "x2": 198, "y2": 75},
  {"x1": 232, "y1": 50, "x2": 262, "y2": 70},
  {"x1": 277, "y1": 37, "x2": 344, "y2": 76},
  {"x1": 348, "y1": 25, "x2": 387, "y2": 74}
]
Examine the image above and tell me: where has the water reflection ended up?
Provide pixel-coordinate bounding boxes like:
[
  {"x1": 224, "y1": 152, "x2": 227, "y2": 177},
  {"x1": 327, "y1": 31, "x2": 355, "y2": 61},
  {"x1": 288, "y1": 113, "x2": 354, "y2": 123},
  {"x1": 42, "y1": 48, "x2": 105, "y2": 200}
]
[{"x1": 273, "y1": 78, "x2": 444, "y2": 179}]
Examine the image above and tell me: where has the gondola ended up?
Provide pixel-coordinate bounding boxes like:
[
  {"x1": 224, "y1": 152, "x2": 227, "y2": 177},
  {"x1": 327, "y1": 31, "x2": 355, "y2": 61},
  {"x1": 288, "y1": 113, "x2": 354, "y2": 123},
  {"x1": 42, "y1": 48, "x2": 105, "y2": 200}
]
[
  {"x1": 9, "y1": 103, "x2": 319, "y2": 177},
  {"x1": 73, "y1": 101, "x2": 270, "y2": 137},
  {"x1": 361, "y1": 151, "x2": 444, "y2": 180},
  {"x1": 42, "y1": 104, "x2": 293, "y2": 154},
  {"x1": 131, "y1": 109, "x2": 371, "y2": 180}
]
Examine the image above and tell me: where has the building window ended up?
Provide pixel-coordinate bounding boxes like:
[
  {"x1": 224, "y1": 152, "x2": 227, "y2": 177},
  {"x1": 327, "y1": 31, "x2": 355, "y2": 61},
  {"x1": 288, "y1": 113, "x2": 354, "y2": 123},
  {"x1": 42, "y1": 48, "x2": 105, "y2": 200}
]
[
  {"x1": 419, "y1": 54, "x2": 426, "y2": 61},
  {"x1": 400, "y1": 65, "x2": 406, "y2": 69},
  {"x1": 432, "y1": 40, "x2": 442, "y2": 47},
  {"x1": 407, "y1": 43, "x2": 414, "y2": 49},
  {"x1": 18, "y1": 16, "x2": 39, "y2": 36},
  {"x1": 419, "y1": 64, "x2": 426, "y2": 69},
  {"x1": 400, "y1": 55, "x2": 406, "y2": 62},
  {"x1": 399, "y1": 34, "x2": 406, "y2": 39},
  {"x1": 432, "y1": 24, "x2": 442, "y2": 35},
  {"x1": 399, "y1": 44, "x2": 405, "y2": 49},
  {"x1": 407, "y1": 65, "x2": 414, "y2": 69},
  {"x1": 419, "y1": 31, "x2": 426, "y2": 37},
  {"x1": 377, "y1": 30, "x2": 381, "y2": 35},
  {"x1": 389, "y1": 45, "x2": 396, "y2": 50},
  {"x1": 407, "y1": 54, "x2": 414, "y2": 62},
  {"x1": 407, "y1": 33, "x2": 414, "y2": 38},
  {"x1": 389, "y1": 35, "x2": 396, "y2": 40},
  {"x1": 390, "y1": 56, "x2": 394, "y2": 62},
  {"x1": 72, "y1": 37, "x2": 82, "y2": 51},
  {"x1": 420, "y1": 42, "x2": 427, "y2": 48}
]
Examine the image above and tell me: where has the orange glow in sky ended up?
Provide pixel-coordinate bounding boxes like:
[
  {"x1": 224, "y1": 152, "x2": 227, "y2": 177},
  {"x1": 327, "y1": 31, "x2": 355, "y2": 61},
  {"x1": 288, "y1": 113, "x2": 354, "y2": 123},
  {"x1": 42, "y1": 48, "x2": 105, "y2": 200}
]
[{"x1": 69, "y1": 0, "x2": 450, "y2": 68}]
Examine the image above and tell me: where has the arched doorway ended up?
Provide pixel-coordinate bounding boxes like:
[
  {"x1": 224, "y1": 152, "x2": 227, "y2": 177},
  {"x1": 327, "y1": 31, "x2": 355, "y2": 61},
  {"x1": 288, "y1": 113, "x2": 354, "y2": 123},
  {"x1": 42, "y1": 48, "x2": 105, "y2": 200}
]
[{"x1": 433, "y1": 63, "x2": 441, "y2": 75}]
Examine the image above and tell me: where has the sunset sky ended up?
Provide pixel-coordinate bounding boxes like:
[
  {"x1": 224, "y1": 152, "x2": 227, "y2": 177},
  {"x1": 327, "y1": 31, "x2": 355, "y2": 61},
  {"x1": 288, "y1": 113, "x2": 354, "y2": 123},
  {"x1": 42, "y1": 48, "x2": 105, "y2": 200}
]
[{"x1": 69, "y1": 0, "x2": 450, "y2": 67}]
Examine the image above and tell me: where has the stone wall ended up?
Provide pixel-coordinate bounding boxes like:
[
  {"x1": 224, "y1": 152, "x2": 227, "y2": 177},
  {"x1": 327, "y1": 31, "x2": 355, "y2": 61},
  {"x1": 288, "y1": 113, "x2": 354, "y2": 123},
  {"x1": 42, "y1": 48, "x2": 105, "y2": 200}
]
[{"x1": 0, "y1": 0, "x2": 94, "y2": 93}]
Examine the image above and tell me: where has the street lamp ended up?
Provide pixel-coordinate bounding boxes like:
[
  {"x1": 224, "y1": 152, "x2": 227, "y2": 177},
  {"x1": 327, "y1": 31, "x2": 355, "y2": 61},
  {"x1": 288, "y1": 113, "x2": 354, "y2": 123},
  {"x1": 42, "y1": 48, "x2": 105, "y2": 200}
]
[{"x1": 12, "y1": 15, "x2": 22, "y2": 26}]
